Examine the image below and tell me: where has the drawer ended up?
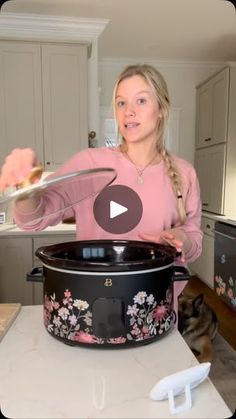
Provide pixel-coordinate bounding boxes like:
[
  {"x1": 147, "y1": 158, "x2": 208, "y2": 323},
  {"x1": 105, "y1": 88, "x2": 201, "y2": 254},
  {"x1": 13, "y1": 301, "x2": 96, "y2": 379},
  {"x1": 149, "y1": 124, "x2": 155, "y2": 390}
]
[{"x1": 201, "y1": 217, "x2": 215, "y2": 237}]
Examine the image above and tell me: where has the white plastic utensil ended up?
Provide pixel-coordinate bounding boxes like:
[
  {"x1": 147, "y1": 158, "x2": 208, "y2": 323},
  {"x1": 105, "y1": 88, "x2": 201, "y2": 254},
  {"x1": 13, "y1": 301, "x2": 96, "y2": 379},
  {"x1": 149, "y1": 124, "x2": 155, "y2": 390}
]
[{"x1": 149, "y1": 362, "x2": 211, "y2": 414}]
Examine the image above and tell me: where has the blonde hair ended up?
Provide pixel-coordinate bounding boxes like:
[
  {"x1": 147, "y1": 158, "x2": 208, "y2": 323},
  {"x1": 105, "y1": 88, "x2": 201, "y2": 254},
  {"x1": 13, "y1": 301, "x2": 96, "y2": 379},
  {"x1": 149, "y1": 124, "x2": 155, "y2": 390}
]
[{"x1": 112, "y1": 64, "x2": 186, "y2": 224}]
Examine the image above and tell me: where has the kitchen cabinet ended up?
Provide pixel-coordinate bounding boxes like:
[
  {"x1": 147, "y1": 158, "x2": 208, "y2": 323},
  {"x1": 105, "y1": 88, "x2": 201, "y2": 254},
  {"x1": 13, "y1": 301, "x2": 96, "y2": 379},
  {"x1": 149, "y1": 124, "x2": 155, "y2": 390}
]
[
  {"x1": 0, "y1": 237, "x2": 33, "y2": 304},
  {"x1": 194, "y1": 144, "x2": 226, "y2": 214},
  {"x1": 196, "y1": 67, "x2": 229, "y2": 149},
  {"x1": 194, "y1": 65, "x2": 236, "y2": 217},
  {"x1": 0, "y1": 40, "x2": 88, "y2": 170},
  {"x1": 190, "y1": 216, "x2": 215, "y2": 289},
  {"x1": 0, "y1": 231, "x2": 76, "y2": 305}
]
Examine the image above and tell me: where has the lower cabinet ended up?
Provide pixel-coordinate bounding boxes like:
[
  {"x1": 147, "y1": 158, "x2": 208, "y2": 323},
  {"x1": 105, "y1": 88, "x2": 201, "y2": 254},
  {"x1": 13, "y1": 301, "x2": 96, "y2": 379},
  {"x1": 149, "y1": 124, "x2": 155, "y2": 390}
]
[
  {"x1": 190, "y1": 216, "x2": 215, "y2": 289},
  {"x1": 194, "y1": 144, "x2": 226, "y2": 214},
  {"x1": 0, "y1": 233, "x2": 76, "y2": 305},
  {"x1": 0, "y1": 237, "x2": 33, "y2": 305}
]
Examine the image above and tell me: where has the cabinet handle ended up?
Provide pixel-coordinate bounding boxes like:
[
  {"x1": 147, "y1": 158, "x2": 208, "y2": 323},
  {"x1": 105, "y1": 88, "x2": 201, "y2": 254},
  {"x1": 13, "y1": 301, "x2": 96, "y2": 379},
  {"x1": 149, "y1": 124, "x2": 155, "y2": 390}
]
[
  {"x1": 202, "y1": 203, "x2": 209, "y2": 206},
  {"x1": 215, "y1": 230, "x2": 236, "y2": 240},
  {"x1": 46, "y1": 162, "x2": 51, "y2": 165},
  {"x1": 204, "y1": 138, "x2": 211, "y2": 142},
  {"x1": 206, "y1": 224, "x2": 211, "y2": 229}
]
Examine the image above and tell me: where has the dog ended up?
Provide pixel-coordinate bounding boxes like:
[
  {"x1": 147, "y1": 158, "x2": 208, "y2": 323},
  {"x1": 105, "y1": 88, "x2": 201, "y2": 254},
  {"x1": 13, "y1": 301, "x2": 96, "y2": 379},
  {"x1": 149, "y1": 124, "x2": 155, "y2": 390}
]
[{"x1": 178, "y1": 293, "x2": 218, "y2": 363}]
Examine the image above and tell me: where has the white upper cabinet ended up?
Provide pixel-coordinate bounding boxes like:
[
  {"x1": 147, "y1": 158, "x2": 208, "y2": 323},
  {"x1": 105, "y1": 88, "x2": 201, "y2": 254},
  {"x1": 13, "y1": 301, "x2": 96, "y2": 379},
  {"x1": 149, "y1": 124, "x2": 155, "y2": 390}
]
[
  {"x1": 196, "y1": 67, "x2": 229, "y2": 149},
  {"x1": 42, "y1": 43, "x2": 88, "y2": 171},
  {"x1": 0, "y1": 41, "x2": 44, "y2": 167},
  {"x1": 0, "y1": 40, "x2": 88, "y2": 170},
  {"x1": 194, "y1": 65, "x2": 236, "y2": 217}
]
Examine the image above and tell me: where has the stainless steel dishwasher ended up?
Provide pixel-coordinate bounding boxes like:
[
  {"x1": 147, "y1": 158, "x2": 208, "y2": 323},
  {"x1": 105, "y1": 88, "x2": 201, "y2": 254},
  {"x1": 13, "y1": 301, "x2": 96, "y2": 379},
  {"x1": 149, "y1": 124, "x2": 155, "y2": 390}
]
[{"x1": 214, "y1": 220, "x2": 236, "y2": 311}]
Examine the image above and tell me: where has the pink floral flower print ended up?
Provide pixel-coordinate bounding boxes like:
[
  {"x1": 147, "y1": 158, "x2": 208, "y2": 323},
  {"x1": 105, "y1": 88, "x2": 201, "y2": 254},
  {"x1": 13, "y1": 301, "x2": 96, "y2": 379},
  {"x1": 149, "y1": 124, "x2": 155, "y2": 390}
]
[
  {"x1": 73, "y1": 299, "x2": 89, "y2": 310},
  {"x1": 153, "y1": 305, "x2": 167, "y2": 321},
  {"x1": 133, "y1": 291, "x2": 147, "y2": 305},
  {"x1": 64, "y1": 289, "x2": 71, "y2": 298},
  {"x1": 53, "y1": 315, "x2": 62, "y2": 328},
  {"x1": 127, "y1": 304, "x2": 139, "y2": 316},
  {"x1": 58, "y1": 307, "x2": 70, "y2": 320},
  {"x1": 126, "y1": 291, "x2": 173, "y2": 342},
  {"x1": 215, "y1": 275, "x2": 226, "y2": 296},
  {"x1": 142, "y1": 325, "x2": 149, "y2": 334},
  {"x1": 74, "y1": 331, "x2": 97, "y2": 344},
  {"x1": 68, "y1": 314, "x2": 77, "y2": 326},
  {"x1": 44, "y1": 288, "x2": 174, "y2": 346},
  {"x1": 43, "y1": 291, "x2": 93, "y2": 341},
  {"x1": 107, "y1": 336, "x2": 127, "y2": 344}
]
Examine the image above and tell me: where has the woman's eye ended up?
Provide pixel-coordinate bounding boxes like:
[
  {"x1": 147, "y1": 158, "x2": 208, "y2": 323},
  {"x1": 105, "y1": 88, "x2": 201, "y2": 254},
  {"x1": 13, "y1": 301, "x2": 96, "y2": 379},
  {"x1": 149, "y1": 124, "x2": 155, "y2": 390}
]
[
  {"x1": 137, "y1": 98, "x2": 147, "y2": 105},
  {"x1": 116, "y1": 100, "x2": 125, "y2": 107}
]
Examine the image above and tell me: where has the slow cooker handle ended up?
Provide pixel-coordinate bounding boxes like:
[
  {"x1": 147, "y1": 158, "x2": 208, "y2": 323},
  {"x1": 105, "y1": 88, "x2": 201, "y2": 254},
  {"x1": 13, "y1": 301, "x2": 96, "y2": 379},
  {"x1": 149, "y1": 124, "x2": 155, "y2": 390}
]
[
  {"x1": 26, "y1": 267, "x2": 44, "y2": 283},
  {"x1": 172, "y1": 266, "x2": 190, "y2": 281}
]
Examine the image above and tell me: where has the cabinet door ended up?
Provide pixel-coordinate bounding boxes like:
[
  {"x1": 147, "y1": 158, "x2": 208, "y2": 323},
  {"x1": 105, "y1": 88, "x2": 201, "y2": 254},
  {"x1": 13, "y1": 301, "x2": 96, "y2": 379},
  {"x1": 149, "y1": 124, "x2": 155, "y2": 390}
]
[
  {"x1": 211, "y1": 67, "x2": 229, "y2": 145},
  {"x1": 42, "y1": 44, "x2": 88, "y2": 171},
  {"x1": 196, "y1": 80, "x2": 212, "y2": 148},
  {"x1": 190, "y1": 217, "x2": 215, "y2": 289},
  {"x1": 0, "y1": 237, "x2": 33, "y2": 305},
  {"x1": 196, "y1": 67, "x2": 229, "y2": 149},
  {"x1": 195, "y1": 144, "x2": 226, "y2": 214},
  {"x1": 0, "y1": 41, "x2": 44, "y2": 167},
  {"x1": 197, "y1": 234, "x2": 215, "y2": 289}
]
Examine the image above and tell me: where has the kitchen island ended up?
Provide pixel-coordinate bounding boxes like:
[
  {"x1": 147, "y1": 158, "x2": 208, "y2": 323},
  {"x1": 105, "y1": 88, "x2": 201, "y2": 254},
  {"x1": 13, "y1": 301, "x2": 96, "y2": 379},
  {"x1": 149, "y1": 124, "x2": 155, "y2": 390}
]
[{"x1": 0, "y1": 305, "x2": 232, "y2": 418}]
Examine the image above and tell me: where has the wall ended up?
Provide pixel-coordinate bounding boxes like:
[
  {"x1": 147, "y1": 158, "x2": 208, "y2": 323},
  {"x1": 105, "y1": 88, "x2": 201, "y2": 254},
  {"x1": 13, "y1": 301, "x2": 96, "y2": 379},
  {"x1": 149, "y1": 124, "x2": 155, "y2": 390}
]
[{"x1": 98, "y1": 58, "x2": 225, "y2": 164}]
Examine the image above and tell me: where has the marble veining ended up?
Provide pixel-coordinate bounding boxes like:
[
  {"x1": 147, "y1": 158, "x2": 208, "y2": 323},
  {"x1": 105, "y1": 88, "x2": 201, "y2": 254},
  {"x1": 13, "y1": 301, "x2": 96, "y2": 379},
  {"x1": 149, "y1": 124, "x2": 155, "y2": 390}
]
[{"x1": 0, "y1": 306, "x2": 232, "y2": 418}]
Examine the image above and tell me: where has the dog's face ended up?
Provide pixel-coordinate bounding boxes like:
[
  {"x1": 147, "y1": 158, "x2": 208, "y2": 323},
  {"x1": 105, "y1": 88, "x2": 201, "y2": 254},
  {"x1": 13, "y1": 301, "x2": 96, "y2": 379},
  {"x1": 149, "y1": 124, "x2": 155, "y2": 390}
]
[{"x1": 178, "y1": 293, "x2": 204, "y2": 333}]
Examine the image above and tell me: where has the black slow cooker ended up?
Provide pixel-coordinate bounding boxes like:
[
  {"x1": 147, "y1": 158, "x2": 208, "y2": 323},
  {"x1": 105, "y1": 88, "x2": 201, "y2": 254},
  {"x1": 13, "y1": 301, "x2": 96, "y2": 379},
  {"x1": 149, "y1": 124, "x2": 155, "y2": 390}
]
[{"x1": 27, "y1": 239, "x2": 189, "y2": 348}]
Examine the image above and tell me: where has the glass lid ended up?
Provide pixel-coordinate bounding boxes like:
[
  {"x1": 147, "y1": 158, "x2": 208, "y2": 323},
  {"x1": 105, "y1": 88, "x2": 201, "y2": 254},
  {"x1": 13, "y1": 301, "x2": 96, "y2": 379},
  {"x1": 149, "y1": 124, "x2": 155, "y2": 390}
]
[{"x1": 0, "y1": 167, "x2": 117, "y2": 225}]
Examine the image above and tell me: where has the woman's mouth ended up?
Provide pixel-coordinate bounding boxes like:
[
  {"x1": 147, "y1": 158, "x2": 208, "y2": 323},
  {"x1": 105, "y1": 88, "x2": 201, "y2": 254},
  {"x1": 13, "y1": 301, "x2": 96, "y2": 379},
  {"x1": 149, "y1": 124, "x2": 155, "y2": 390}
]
[{"x1": 124, "y1": 122, "x2": 140, "y2": 128}]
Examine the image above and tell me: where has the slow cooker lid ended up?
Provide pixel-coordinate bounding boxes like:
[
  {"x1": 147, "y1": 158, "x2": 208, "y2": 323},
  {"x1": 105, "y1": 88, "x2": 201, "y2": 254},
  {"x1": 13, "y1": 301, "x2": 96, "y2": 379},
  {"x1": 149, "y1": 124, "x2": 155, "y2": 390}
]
[
  {"x1": 35, "y1": 239, "x2": 178, "y2": 272},
  {"x1": 0, "y1": 167, "x2": 117, "y2": 225}
]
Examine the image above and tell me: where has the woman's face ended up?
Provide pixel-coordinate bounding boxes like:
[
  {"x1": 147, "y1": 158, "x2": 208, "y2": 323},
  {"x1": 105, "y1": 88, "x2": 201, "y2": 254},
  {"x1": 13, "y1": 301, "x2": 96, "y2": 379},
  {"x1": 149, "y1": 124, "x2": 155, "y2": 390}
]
[{"x1": 115, "y1": 75, "x2": 162, "y2": 146}]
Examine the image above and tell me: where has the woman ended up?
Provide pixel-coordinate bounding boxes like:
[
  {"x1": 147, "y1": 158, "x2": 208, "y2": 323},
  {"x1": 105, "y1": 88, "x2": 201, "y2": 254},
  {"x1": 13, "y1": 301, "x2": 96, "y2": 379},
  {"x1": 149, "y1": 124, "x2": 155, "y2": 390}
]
[{"x1": 0, "y1": 64, "x2": 203, "y2": 307}]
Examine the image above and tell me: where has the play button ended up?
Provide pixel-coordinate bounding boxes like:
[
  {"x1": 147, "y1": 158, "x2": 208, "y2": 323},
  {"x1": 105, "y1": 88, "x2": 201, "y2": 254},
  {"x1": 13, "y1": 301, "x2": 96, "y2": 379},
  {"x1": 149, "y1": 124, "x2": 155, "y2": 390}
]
[
  {"x1": 93, "y1": 184, "x2": 143, "y2": 234},
  {"x1": 110, "y1": 201, "x2": 128, "y2": 219}
]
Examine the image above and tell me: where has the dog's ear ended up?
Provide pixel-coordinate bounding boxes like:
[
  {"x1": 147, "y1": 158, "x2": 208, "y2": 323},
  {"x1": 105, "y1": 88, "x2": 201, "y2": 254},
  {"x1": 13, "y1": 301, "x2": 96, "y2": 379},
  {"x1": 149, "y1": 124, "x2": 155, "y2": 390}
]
[{"x1": 193, "y1": 293, "x2": 204, "y2": 310}]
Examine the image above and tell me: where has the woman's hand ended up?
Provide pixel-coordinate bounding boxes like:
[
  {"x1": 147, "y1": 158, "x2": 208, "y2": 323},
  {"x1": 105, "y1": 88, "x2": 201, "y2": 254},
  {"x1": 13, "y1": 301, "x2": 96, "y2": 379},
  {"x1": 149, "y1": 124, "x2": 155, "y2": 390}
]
[
  {"x1": 139, "y1": 231, "x2": 185, "y2": 262},
  {"x1": 139, "y1": 231, "x2": 183, "y2": 252},
  {"x1": 0, "y1": 148, "x2": 40, "y2": 191}
]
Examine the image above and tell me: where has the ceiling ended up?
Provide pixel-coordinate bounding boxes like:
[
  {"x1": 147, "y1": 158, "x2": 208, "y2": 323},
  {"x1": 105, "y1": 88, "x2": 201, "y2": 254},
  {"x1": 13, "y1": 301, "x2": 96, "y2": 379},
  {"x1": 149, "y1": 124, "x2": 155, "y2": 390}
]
[{"x1": 1, "y1": 0, "x2": 236, "y2": 62}]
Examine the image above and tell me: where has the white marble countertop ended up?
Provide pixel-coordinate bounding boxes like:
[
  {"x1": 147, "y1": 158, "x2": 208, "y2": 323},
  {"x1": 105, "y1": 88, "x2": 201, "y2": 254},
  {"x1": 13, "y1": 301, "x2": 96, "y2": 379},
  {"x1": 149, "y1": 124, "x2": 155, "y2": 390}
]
[
  {"x1": 0, "y1": 222, "x2": 76, "y2": 235},
  {"x1": 0, "y1": 212, "x2": 236, "y2": 237},
  {"x1": 0, "y1": 306, "x2": 231, "y2": 419}
]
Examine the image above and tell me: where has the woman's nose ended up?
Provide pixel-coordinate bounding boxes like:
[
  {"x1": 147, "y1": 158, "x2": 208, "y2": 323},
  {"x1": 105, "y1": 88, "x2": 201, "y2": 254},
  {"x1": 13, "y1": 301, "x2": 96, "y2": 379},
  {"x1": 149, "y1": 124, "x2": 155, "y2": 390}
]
[{"x1": 125, "y1": 103, "x2": 135, "y2": 116}]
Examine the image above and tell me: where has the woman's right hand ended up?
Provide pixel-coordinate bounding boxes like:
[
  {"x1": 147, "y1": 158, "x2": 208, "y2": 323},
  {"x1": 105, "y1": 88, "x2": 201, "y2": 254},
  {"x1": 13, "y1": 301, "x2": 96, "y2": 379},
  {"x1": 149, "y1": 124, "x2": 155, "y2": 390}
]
[{"x1": 0, "y1": 148, "x2": 40, "y2": 192}]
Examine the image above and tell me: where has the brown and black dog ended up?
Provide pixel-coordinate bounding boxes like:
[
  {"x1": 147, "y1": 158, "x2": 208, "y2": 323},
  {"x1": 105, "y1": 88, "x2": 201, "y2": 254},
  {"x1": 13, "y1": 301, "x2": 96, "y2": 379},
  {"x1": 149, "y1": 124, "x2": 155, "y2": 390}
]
[{"x1": 178, "y1": 293, "x2": 218, "y2": 363}]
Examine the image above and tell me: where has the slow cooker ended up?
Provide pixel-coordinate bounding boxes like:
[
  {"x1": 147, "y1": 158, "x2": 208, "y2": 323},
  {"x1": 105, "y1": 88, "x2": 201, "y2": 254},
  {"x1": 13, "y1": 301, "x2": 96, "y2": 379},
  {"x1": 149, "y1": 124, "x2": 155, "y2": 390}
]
[{"x1": 27, "y1": 239, "x2": 189, "y2": 348}]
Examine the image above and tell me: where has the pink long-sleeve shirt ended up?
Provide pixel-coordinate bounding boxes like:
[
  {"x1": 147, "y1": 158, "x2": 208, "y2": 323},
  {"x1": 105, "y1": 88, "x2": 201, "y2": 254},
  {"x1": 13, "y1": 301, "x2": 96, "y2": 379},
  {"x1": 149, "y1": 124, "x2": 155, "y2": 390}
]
[{"x1": 14, "y1": 147, "x2": 203, "y2": 308}]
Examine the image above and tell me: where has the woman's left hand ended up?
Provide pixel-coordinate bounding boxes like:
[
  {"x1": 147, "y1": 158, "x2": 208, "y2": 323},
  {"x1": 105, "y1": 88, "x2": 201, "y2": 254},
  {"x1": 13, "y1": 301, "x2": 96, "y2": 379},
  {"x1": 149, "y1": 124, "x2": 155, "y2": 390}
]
[{"x1": 139, "y1": 231, "x2": 183, "y2": 254}]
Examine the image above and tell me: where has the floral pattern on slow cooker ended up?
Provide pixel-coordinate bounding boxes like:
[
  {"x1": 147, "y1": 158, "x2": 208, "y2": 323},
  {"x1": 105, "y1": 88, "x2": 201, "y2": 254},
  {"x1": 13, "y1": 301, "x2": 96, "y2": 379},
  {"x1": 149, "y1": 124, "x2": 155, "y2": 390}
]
[
  {"x1": 126, "y1": 289, "x2": 174, "y2": 341},
  {"x1": 215, "y1": 275, "x2": 236, "y2": 307},
  {"x1": 43, "y1": 287, "x2": 174, "y2": 344},
  {"x1": 44, "y1": 289, "x2": 93, "y2": 341}
]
